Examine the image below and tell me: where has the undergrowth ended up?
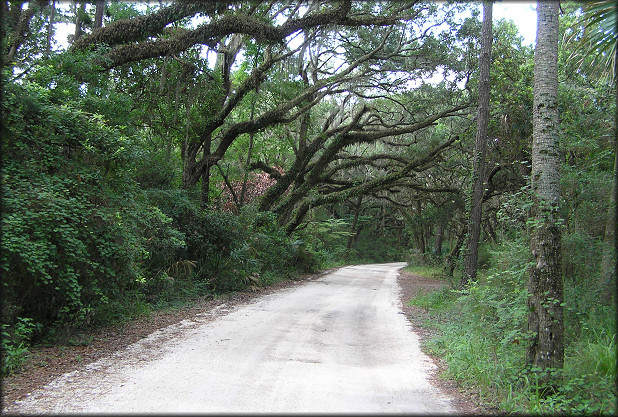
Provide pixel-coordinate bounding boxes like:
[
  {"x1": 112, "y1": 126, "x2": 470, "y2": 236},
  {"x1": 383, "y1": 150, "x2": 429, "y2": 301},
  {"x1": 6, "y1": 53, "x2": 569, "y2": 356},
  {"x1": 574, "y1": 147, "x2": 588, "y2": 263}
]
[{"x1": 407, "y1": 239, "x2": 617, "y2": 415}]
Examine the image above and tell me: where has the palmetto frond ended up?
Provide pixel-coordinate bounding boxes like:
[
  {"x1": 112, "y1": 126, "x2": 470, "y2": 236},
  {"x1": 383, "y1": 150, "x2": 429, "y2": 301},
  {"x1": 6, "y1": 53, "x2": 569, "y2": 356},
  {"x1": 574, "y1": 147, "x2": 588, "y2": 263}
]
[{"x1": 567, "y1": 0, "x2": 617, "y2": 85}]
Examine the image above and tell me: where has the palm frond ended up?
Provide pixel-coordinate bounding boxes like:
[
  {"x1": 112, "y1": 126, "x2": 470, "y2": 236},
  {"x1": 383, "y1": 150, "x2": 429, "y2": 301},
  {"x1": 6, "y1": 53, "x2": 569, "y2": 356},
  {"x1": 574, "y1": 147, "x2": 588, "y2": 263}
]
[{"x1": 566, "y1": 0, "x2": 617, "y2": 85}]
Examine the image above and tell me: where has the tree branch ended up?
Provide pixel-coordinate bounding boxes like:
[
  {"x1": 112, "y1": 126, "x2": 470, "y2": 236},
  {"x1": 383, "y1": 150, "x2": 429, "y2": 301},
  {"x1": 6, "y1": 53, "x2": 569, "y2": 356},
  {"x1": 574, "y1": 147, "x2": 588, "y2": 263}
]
[
  {"x1": 249, "y1": 161, "x2": 283, "y2": 180},
  {"x1": 71, "y1": 2, "x2": 221, "y2": 50}
]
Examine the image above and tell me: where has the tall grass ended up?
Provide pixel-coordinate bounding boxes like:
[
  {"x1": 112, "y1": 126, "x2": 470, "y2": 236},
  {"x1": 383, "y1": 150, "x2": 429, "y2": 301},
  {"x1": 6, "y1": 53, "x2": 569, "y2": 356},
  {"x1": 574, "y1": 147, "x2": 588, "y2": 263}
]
[{"x1": 407, "y1": 238, "x2": 617, "y2": 414}]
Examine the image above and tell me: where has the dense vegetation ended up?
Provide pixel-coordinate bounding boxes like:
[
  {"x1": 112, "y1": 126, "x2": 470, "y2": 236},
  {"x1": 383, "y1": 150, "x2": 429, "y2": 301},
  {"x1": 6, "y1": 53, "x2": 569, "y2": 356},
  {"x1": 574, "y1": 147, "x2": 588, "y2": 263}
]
[{"x1": 1, "y1": 0, "x2": 615, "y2": 413}]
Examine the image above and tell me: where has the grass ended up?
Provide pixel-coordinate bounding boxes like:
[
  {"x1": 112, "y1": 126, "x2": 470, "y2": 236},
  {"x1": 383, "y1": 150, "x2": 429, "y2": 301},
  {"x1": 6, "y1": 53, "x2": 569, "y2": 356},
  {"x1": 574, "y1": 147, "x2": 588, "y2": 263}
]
[
  {"x1": 406, "y1": 250, "x2": 617, "y2": 415},
  {"x1": 404, "y1": 264, "x2": 443, "y2": 278}
]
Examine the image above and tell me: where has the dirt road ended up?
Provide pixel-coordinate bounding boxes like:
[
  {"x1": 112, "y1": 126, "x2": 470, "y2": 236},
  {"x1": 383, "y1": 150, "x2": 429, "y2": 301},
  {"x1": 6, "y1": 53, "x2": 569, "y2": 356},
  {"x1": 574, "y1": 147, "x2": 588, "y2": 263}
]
[{"x1": 6, "y1": 263, "x2": 456, "y2": 414}]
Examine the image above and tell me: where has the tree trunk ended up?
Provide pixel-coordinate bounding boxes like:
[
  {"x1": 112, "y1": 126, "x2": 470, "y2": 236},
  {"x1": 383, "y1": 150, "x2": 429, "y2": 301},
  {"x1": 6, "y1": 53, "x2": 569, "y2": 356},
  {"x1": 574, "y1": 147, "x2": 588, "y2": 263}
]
[
  {"x1": 462, "y1": 0, "x2": 492, "y2": 289},
  {"x1": 484, "y1": 215, "x2": 498, "y2": 243},
  {"x1": 94, "y1": 0, "x2": 105, "y2": 29},
  {"x1": 240, "y1": 89, "x2": 258, "y2": 207},
  {"x1": 182, "y1": 86, "x2": 199, "y2": 190},
  {"x1": 381, "y1": 199, "x2": 387, "y2": 234},
  {"x1": 346, "y1": 196, "x2": 363, "y2": 260},
  {"x1": 239, "y1": 131, "x2": 255, "y2": 207},
  {"x1": 201, "y1": 159, "x2": 212, "y2": 207},
  {"x1": 200, "y1": 132, "x2": 212, "y2": 207},
  {"x1": 417, "y1": 229, "x2": 426, "y2": 259},
  {"x1": 444, "y1": 225, "x2": 465, "y2": 278},
  {"x1": 527, "y1": 0, "x2": 564, "y2": 375},
  {"x1": 46, "y1": 0, "x2": 56, "y2": 58},
  {"x1": 5, "y1": 1, "x2": 44, "y2": 66},
  {"x1": 433, "y1": 223, "x2": 444, "y2": 258},
  {"x1": 600, "y1": 137, "x2": 617, "y2": 302},
  {"x1": 415, "y1": 201, "x2": 426, "y2": 261},
  {"x1": 73, "y1": 1, "x2": 85, "y2": 43}
]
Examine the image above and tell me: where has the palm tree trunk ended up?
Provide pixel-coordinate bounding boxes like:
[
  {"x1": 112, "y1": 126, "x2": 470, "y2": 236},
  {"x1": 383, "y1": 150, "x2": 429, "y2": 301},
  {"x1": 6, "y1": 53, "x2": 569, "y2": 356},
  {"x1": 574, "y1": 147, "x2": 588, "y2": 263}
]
[{"x1": 526, "y1": 0, "x2": 564, "y2": 375}]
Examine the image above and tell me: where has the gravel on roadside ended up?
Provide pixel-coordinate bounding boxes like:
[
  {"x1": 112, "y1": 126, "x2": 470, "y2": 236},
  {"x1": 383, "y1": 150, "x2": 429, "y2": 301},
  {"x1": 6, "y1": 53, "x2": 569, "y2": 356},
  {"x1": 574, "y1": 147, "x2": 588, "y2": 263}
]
[{"x1": 0, "y1": 270, "x2": 330, "y2": 409}]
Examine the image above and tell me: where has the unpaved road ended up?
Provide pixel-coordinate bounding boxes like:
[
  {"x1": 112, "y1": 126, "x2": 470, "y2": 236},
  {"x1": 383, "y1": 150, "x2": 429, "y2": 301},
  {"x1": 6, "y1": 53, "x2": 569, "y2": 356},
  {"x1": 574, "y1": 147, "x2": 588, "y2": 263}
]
[{"x1": 5, "y1": 262, "x2": 456, "y2": 414}]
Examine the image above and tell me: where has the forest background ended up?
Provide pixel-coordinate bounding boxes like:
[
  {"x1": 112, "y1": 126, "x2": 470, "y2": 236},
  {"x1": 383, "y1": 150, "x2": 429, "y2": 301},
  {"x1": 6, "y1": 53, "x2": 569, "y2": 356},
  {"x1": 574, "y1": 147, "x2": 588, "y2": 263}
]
[{"x1": 1, "y1": 0, "x2": 616, "y2": 414}]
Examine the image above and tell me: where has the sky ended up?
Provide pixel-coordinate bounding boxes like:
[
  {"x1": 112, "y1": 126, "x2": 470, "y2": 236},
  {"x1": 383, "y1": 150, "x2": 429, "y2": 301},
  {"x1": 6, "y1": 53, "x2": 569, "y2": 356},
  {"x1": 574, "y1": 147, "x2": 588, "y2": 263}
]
[{"x1": 493, "y1": 1, "x2": 537, "y2": 46}]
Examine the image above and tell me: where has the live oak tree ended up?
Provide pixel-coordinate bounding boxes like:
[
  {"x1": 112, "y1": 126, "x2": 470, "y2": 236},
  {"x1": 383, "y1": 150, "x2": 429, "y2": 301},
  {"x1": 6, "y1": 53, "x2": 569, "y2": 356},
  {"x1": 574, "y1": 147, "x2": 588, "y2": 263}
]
[
  {"x1": 67, "y1": 1, "x2": 430, "y2": 203},
  {"x1": 56, "y1": 1, "x2": 472, "y2": 217}
]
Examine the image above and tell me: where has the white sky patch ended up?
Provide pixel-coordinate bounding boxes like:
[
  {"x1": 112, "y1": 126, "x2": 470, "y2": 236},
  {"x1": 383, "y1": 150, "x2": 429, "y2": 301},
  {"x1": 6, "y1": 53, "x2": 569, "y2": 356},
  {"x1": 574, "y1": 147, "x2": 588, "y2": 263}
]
[{"x1": 493, "y1": 1, "x2": 537, "y2": 46}]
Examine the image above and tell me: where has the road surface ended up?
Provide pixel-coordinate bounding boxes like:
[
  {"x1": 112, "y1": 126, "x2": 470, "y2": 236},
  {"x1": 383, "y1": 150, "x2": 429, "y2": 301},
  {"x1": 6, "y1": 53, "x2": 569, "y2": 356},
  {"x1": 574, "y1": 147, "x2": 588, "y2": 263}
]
[{"x1": 6, "y1": 262, "x2": 456, "y2": 414}]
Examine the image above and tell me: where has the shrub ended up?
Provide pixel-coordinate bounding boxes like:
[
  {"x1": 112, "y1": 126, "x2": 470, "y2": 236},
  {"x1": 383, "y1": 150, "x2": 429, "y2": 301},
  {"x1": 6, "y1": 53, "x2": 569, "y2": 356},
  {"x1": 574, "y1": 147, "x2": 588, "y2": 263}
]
[
  {"x1": 1, "y1": 82, "x2": 185, "y2": 332},
  {"x1": 1, "y1": 318, "x2": 41, "y2": 375}
]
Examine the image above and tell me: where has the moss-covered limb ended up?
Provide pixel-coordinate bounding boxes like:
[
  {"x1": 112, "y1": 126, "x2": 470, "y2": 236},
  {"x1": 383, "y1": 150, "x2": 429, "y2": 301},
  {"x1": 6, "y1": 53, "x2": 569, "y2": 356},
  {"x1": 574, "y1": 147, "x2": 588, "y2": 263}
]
[
  {"x1": 280, "y1": 0, "x2": 421, "y2": 33},
  {"x1": 368, "y1": 192, "x2": 415, "y2": 209},
  {"x1": 73, "y1": 8, "x2": 298, "y2": 69},
  {"x1": 260, "y1": 97, "x2": 466, "y2": 217},
  {"x1": 278, "y1": 0, "x2": 351, "y2": 33},
  {"x1": 257, "y1": 110, "x2": 365, "y2": 213},
  {"x1": 71, "y1": 0, "x2": 347, "y2": 56},
  {"x1": 392, "y1": 182, "x2": 460, "y2": 195},
  {"x1": 257, "y1": 130, "x2": 333, "y2": 213},
  {"x1": 93, "y1": 14, "x2": 270, "y2": 69},
  {"x1": 344, "y1": 103, "x2": 469, "y2": 143},
  {"x1": 205, "y1": 90, "x2": 325, "y2": 168},
  {"x1": 72, "y1": 0, "x2": 416, "y2": 70},
  {"x1": 275, "y1": 102, "x2": 466, "y2": 217},
  {"x1": 272, "y1": 108, "x2": 371, "y2": 216},
  {"x1": 321, "y1": 153, "x2": 411, "y2": 179},
  {"x1": 191, "y1": 68, "x2": 361, "y2": 185},
  {"x1": 71, "y1": 2, "x2": 218, "y2": 51},
  {"x1": 284, "y1": 135, "x2": 460, "y2": 234}
]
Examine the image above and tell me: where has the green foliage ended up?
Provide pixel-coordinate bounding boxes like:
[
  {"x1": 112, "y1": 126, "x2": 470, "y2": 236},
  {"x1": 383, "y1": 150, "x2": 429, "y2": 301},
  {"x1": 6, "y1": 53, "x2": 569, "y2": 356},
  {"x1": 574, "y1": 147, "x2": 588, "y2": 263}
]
[
  {"x1": 2, "y1": 6, "x2": 614, "y2": 407},
  {"x1": 408, "y1": 286, "x2": 454, "y2": 316},
  {"x1": 149, "y1": 204, "x2": 320, "y2": 293},
  {"x1": 1, "y1": 81, "x2": 184, "y2": 332},
  {"x1": 1, "y1": 77, "x2": 314, "y2": 334},
  {"x1": 295, "y1": 216, "x2": 353, "y2": 268},
  {"x1": 565, "y1": 1, "x2": 617, "y2": 85},
  {"x1": 353, "y1": 229, "x2": 407, "y2": 263},
  {"x1": 1, "y1": 318, "x2": 41, "y2": 376},
  {"x1": 408, "y1": 237, "x2": 617, "y2": 414},
  {"x1": 404, "y1": 264, "x2": 442, "y2": 279},
  {"x1": 304, "y1": 205, "x2": 411, "y2": 266}
]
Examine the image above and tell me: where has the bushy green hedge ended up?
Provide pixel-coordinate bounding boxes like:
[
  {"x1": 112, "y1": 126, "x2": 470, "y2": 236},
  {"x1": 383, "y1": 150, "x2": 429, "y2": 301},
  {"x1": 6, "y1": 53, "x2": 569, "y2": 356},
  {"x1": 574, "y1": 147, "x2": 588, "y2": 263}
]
[{"x1": 1, "y1": 82, "x2": 185, "y2": 332}]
